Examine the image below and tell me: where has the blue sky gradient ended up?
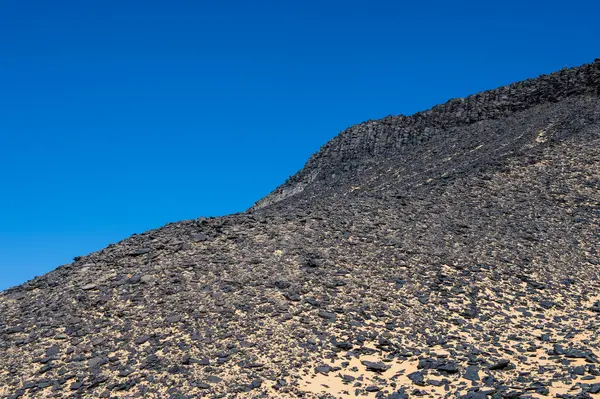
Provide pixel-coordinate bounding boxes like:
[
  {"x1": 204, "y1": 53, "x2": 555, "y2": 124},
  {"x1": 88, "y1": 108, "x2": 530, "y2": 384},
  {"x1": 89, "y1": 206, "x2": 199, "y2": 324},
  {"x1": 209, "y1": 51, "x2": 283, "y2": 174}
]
[{"x1": 1, "y1": 0, "x2": 599, "y2": 290}]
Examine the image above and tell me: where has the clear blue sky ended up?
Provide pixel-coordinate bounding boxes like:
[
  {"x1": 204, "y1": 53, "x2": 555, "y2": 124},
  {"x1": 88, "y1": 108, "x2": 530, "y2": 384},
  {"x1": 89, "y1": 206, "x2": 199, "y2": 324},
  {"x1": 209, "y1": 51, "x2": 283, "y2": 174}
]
[{"x1": 1, "y1": 0, "x2": 599, "y2": 290}]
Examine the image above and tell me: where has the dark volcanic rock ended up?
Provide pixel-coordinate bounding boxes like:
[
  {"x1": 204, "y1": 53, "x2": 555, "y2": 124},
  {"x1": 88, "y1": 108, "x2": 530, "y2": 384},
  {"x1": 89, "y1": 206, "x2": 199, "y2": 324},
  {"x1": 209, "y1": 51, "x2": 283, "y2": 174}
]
[
  {"x1": 317, "y1": 310, "x2": 337, "y2": 321},
  {"x1": 315, "y1": 364, "x2": 331, "y2": 375},
  {"x1": 191, "y1": 233, "x2": 208, "y2": 242},
  {"x1": 130, "y1": 248, "x2": 152, "y2": 256},
  {"x1": 464, "y1": 365, "x2": 480, "y2": 382},
  {"x1": 489, "y1": 359, "x2": 511, "y2": 370},
  {"x1": 408, "y1": 371, "x2": 426, "y2": 385},
  {"x1": 1, "y1": 60, "x2": 600, "y2": 399},
  {"x1": 361, "y1": 360, "x2": 390, "y2": 372},
  {"x1": 437, "y1": 362, "x2": 459, "y2": 373}
]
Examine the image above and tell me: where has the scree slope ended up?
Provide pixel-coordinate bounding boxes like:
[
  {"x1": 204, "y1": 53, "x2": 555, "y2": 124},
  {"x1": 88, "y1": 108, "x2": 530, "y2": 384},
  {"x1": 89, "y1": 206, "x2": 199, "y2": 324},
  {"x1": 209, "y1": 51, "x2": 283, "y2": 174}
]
[{"x1": 1, "y1": 60, "x2": 600, "y2": 399}]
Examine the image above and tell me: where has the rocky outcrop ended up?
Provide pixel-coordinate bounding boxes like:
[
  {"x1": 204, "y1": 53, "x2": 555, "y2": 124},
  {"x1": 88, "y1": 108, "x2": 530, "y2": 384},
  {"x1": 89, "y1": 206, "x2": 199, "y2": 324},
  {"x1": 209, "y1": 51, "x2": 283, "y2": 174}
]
[{"x1": 254, "y1": 59, "x2": 600, "y2": 209}]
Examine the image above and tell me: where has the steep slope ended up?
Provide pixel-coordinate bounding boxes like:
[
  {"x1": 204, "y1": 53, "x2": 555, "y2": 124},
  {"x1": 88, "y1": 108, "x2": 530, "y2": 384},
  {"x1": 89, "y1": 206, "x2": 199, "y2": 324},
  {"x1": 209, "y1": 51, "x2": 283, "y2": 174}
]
[
  {"x1": 1, "y1": 61, "x2": 599, "y2": 399},
  {"x1": 254, "y1": 60, "x2": 600, "y2": 209}
]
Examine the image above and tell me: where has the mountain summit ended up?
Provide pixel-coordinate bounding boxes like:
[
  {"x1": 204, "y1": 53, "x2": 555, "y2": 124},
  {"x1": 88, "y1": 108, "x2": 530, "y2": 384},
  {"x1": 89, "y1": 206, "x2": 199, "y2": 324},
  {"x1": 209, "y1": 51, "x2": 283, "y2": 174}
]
[{"x1": 1, "y1": 60, "x2": 599, "y2": 399}]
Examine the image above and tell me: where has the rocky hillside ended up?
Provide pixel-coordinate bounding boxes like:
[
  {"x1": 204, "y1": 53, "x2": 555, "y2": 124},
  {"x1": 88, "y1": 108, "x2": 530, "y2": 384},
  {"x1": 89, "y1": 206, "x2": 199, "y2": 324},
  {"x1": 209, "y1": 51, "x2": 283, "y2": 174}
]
[
  {"x1": 254, "y1": 60, "x2": 600, "y2": 209},
  {"x1": 1, "y1": 60, "x2": 599, "y2": 399}
]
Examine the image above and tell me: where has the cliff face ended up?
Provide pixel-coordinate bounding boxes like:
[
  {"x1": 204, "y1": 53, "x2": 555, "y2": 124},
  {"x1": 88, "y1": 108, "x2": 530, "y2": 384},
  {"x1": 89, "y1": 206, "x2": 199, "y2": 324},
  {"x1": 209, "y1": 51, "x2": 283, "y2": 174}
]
[
  {"x1": 253, "y1": 60, "x2": 600, "y2": 209},
  {"x1": 1, "y1": 61, "x2": 599, "y2": 399}
]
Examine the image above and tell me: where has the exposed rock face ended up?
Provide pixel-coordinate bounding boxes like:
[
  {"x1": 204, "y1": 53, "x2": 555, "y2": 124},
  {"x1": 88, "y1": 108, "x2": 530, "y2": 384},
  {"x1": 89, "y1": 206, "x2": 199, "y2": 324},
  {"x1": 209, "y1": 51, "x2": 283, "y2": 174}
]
[
  {"x1": 254, "y1": 60, "x2": 600, "y2": 209},
  {"x1": 1, "y1": 60, "x2": 599, "y2": 399}
]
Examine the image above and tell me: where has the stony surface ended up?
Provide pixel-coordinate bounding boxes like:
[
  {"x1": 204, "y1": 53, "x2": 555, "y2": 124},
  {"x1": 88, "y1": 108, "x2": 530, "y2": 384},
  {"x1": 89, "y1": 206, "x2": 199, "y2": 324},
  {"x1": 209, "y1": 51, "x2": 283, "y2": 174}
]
[{"x1": 1, "y1": 60, "x2": 599, "y2": 399}]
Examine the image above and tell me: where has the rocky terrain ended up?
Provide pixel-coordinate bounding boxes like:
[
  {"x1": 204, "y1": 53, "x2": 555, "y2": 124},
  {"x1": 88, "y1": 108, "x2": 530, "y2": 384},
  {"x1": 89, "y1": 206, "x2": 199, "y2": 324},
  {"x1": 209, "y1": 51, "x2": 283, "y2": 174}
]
[{"x1": 1, "y1": 60, "x2": 599, "y2": 399}]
